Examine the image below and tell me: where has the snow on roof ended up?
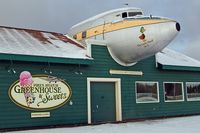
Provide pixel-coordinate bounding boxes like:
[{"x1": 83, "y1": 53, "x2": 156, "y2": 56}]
[
  {"x1": 0, "y1": 26, "x2": 89, "y2": 59},
  {"x1": 156, "y1": 48, "x2": 200, "y2": 67}
]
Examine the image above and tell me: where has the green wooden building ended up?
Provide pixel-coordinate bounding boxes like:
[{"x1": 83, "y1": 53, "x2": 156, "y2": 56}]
[{"x1": 0, "y1": 26, "x2": 200, "y2": 130}]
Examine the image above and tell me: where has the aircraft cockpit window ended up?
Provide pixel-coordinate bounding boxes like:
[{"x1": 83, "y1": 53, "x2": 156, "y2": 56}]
[
  {"x1": 122, "y1": 12, "x2": 128, "y2": 18},
  {"x1": 128, "y1": 12, "x2": 143, "y2": 17},
  {"x1": 82, "y1": 31, "x2": 87, "y2": 39}
]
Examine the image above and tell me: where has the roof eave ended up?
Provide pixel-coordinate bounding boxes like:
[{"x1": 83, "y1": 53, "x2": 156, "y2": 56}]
[
  {"x1": 0, "y1": 53, "x2": 93, "y2": 65},
  {"x1": 157, "y1": 63, "x2": 200, "y2": 72}
]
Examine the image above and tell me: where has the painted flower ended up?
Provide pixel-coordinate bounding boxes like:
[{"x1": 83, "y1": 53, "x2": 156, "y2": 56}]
[
  {"x1": 140, "y1": 27, "x2": 146, "y2": 33},
  {"x1": 24, "y1": 92, "x2": 36, "y2": 106},
  {"x1": 139, "y1": 34, "x2": 145, "y2": 40},
  {"x1": 139, "y1": 27, "x2": 146, "y2": 42}
]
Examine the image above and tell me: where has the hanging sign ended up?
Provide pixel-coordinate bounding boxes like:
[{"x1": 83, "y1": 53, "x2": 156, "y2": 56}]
[{"x1": 8, "y1": 71, "x2": 72, "y2": 111}]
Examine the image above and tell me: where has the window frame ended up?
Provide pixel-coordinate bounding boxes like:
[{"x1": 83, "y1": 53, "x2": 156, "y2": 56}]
[
  {"x1": 163, "y1": 82, "x2": 184, "y2": 102},
  {"x1": 186, "y1": 82, "x2": 200, "y2": 101},
  {"x1": 135, "y1": 81, "x2": 160, "y2": 104}
]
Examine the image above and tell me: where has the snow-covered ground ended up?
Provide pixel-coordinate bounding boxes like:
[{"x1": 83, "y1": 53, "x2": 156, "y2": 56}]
[{"x1": 9, "y1": 115, "x2": 200, "y2": 133}]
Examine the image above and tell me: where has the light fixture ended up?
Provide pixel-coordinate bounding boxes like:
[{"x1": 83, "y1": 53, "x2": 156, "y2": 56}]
[
  {"x1": 109, "y1": 69, "x2": 143, "y2": 76},
  {"x1": 69, "y1": 100, "x2": 73, "y2": 106},
  {"x1": 41, "y1": 62, "x2": 53, "y2": 74},
  {"x1": 74, "y1": 64, "x2": 83, "y2": 75},
  {"x1": 6, "y1": 60, "x2": 17, "y2": 74}
]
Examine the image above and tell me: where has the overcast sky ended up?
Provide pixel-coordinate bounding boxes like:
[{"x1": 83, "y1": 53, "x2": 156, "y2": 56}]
[{"x1": 0, "y1": 0, "x2": 199, "y2": 60}]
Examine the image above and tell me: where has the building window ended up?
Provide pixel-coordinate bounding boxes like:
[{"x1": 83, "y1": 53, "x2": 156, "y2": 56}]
[
  {"x1": 164, "y1": 82, "x2": 184, "y2": 102},
  {"x1": 82, "y1": 31, "x2": 87, "y2": 39},
  {"x1": 186, "y1": 82, "x2": 200, "y2": 101},
  {"x1": 135, "y1": 81, "x2": 159, "y2": 103}
]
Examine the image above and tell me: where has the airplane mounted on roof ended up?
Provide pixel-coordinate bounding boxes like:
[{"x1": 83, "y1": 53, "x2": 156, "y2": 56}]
[{"x1": 69, "y1": 7, "x2": 180, "y2": 66}]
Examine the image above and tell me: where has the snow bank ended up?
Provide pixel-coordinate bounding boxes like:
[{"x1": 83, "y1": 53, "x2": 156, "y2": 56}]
[{"x1": 10, "y1": 115, "x2": 200, "y2": 133}]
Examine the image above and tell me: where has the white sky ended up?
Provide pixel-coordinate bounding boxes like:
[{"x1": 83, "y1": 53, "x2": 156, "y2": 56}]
[{"x1": 0, "y1": 0, "x2": 199, "y2": 60}]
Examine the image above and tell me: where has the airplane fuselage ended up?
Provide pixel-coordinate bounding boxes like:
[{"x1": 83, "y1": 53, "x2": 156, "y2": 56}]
[{"x1": 69, "y1": 7, "x2": 180, "y2": 66}]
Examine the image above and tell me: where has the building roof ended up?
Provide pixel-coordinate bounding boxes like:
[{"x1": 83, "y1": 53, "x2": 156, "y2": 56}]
[
  {"x1": 156, "y1": 48, "x2": 200, "y2": 71},
  {"x1": 0, "y1": 26, "x2": 198, "y2": 69},
  {"x1": 0, "y1": 26, "x2": 92, "y2": 64}
]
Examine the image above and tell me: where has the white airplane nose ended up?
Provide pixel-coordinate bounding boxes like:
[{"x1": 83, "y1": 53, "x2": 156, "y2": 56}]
[
  {"x1": 106, "y1": 19, "x2": 181, "y2": 66},
  {"x1": 154, "y1": 21, "x2": 180, "y2": 50}
]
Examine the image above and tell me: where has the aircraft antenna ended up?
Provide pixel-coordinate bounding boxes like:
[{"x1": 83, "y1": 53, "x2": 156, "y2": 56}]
[{"x1": 124, "y1": 3, "x2": 129, "y2": 7}]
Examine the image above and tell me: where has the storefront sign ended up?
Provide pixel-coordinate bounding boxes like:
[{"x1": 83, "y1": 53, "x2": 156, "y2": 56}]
[{"x1": 8, "y1": 72, "x2": 72, "y2": 111}]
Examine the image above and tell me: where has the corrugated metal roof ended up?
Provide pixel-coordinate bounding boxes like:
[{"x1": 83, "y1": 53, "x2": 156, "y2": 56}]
[
  {"x1": 0, "y1": 26, "x2": 89, "y2": 60},
  {"x1": 156, "y1": 48, "x2": 200, "y2": 67}
]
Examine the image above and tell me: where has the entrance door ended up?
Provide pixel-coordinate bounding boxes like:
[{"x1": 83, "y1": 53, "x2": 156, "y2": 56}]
[{"x1": 91, "y1": 82, "x2": 116, "y2": 123}]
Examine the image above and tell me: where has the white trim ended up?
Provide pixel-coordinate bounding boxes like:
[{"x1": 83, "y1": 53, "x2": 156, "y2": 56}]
[
  {"x1": 163, "y1": 82, "x2": 184, "y2": 102},
  {"x1": 31, "y1": 112, "x2": 50, "y2": 118},
  {"x1": 110, "y1": 69, "x2": 143, "y2": 76},
  {"x1": 87, "y1": 79, "x2": 92, "y2": 124},
  {"x1": 186, "y1": 82, "x2": 200, "y2": 102},
  {"x1": 85, "y1": 39, "x2": 107, "y2": 46},
  {"x1": 87, "y1": 78, "x2": 122, "y2": 124},
  {"x1": 135, "y1": 81, "x2": 160, "y2": 103}
]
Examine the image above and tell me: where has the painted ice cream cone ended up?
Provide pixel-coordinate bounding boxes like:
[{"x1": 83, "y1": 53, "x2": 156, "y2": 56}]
[
  {"x1": 19, "y1": 71, "x2": 35, "y2": 106},
  {"x1": 19, "y1": 71, "x2": 33, "y2": 86}
]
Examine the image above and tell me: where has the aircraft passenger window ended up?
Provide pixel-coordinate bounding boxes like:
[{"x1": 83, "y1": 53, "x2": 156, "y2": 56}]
[
  {"x1": 122, "y1": 12, "x2": 127, "y2": 18},
  {"x1": 128, "y1": 12, "x2": 143, "y2": 17},
  {"x1": 73, "y1": 35, "x2": 77, "y2": 39},
  {"x1": 82, "y1": 31, "x2": 87, "y2": 39}
]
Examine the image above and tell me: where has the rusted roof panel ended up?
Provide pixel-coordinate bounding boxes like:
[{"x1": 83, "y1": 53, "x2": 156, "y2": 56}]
[{"x1": 0, "y1": 26, "x2": 88, "y2": 60}]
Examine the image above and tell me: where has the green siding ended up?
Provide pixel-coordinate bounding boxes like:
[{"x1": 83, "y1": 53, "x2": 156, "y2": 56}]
[{"x1": 0, "y1": 45, "x2": 200, "y2": 129}]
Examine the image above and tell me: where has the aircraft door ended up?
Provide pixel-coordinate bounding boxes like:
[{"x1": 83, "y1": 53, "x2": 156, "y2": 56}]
[{"x1": 92, "y1": 18, "x2": 105, "y2": 40}]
